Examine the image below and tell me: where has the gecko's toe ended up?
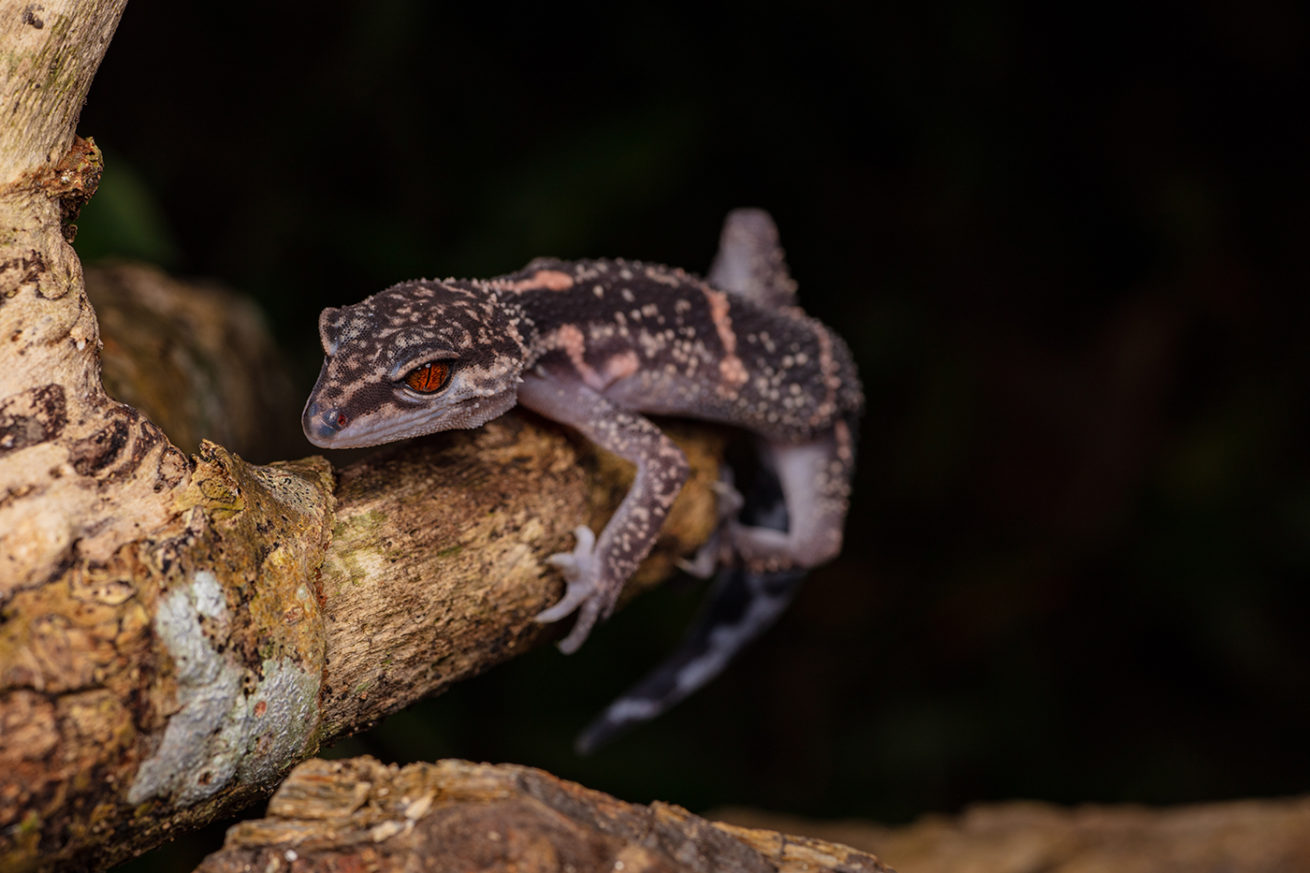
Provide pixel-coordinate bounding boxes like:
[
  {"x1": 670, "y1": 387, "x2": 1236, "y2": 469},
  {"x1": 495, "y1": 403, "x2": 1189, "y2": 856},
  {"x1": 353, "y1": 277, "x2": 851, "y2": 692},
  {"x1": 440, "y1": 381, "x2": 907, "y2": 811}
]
[
  {"x1": 545, "y1": 526, "x2": 596, "y2": 576},
  {"x1": 555, "y1": 526, "x2": 595, "y2": 562},
  {"x1": 676, "y1": 531, "x2": 724, "y2": 579},
  {"x1": 556, "y1": 599, "x2": 602, "y2": 654},
  {"x1": 534, "y1": 585, "x2": 593, "y2": 623}
]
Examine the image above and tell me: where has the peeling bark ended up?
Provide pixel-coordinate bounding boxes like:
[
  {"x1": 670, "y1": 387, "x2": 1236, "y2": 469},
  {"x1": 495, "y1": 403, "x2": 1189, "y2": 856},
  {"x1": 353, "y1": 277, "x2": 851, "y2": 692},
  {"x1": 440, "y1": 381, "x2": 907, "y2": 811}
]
[{"x1": 195, "y1": 757, "x2": 895, "y2": 873}]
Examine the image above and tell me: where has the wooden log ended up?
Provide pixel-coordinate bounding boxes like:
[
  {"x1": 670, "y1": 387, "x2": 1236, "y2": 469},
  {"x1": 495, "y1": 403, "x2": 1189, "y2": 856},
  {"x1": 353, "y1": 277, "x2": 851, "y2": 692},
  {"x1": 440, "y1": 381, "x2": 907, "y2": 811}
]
[
  {"x1": 194, "y1": 757, "x2": 895, "y2": 873},
  {"x1": 715, "y1": 796, "x2": 1310, "y2": 873}
]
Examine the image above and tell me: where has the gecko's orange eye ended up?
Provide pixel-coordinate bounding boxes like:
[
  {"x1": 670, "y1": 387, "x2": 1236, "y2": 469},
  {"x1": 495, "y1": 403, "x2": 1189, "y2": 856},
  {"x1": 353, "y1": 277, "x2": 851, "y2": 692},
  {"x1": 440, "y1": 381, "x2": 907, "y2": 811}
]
[{"x1": 403, "y1": 361, "x2": 452, "y2": 394}]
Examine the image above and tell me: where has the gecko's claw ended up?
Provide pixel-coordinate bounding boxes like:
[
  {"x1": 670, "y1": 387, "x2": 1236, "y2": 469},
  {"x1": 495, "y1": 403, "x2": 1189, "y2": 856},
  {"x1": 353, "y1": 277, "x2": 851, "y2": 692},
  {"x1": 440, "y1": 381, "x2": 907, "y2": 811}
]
[{"x1": 536, "y1": 525, "x2": 599, "y2": 624}]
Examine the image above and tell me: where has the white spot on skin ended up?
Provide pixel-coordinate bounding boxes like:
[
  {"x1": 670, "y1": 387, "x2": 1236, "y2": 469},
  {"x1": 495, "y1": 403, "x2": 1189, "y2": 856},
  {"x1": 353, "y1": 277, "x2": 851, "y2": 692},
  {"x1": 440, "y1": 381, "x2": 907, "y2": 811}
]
[
  {"x1": 720, "y1": 356, "x2": 748, "y2": 387},
  {"x1": 601, "y1": 696, "x2": 661, "y2": 723},
  {"x1": 644, "y1": 265, "x2": 685, "y2": 287}
]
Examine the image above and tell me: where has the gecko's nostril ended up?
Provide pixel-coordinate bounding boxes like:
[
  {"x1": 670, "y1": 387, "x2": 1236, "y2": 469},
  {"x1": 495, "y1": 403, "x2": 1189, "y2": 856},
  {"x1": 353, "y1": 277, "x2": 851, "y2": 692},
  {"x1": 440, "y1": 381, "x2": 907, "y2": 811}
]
[
  {"x1": 321, "y1": 408, "x2": 348, "y2": 432},
  {"x1": 302, "y1": 402, "x2": 348, "y2": 439}
]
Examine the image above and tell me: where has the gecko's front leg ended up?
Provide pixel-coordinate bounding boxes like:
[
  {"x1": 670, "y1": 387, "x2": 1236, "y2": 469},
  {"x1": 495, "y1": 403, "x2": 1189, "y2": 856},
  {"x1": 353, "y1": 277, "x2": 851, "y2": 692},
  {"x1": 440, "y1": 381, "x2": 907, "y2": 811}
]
[{"x1": 517, "y1": 369, "x2": 690, "y2": 653}]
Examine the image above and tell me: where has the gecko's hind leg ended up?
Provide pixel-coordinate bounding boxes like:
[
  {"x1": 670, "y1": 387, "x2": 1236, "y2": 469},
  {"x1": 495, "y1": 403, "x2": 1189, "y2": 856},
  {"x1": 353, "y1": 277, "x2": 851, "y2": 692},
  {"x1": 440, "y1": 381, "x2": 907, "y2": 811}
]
[
  {"x1": 577, "y1": 458, "x2": 802, "y2": 753},
  {"x1": 729, "y1": 421, "x2": 856, "y2": 573},
  {"x1": 575, "y1": 420, "x2": 857, "y2": 750}
]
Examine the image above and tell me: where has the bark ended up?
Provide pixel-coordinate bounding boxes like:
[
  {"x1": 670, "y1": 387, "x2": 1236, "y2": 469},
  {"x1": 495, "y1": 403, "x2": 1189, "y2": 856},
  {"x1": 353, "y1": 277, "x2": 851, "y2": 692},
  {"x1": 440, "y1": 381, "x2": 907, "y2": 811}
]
[
  {"x1": 194, "y1": 757, "x2": 895, "y2": 873},
  {"x1": 716, "y1": 797, "x2": 1310, "y2": 873},
  {"x1": 0, "y1": 6, "x2": 720, "y2": 870},
  {"x1": 197, "y1": 758, "x2": 1310, "y2": 873}
]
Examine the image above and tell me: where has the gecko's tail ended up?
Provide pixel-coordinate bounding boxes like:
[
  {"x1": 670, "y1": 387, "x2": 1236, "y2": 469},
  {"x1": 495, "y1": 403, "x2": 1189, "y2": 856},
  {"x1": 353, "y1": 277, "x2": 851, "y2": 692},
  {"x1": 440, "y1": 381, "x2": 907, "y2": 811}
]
[
  {"x1": 574, "y1": 459, "x2": 805, "y2": 755},
  {"x1": 707, "y1": 208, "x2": 798, "y2": 310}
]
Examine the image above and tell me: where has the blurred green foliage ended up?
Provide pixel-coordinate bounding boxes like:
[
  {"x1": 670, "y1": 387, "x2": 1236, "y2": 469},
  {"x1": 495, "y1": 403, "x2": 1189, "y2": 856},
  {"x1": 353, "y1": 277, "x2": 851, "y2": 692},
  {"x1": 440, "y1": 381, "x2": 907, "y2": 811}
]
[{"x1": 73, "y1": 149, "x2": 178, "y2": 266}]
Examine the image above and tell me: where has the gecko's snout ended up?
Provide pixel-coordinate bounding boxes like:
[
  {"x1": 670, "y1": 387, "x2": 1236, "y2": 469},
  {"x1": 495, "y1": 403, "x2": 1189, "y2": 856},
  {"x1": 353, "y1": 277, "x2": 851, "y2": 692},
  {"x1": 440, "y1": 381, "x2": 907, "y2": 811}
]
[{"x1": 302, "y1": 400, "x2": 349, "y2": 445}]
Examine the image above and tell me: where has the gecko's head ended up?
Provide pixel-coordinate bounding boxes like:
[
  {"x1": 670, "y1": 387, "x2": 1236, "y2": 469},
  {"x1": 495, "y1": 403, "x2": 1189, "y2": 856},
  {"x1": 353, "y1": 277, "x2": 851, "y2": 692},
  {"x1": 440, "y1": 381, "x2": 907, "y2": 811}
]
[{"x1": 302, "y1": 281, "x2": 527, "y2": 448}]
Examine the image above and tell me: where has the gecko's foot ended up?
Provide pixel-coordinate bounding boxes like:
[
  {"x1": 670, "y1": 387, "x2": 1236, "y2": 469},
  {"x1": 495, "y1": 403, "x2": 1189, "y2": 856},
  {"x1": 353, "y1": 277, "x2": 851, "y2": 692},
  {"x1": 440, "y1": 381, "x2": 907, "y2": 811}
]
[
  {"x1": 676, "y1": 474, "x2": 744, "y2": 579},
  {"x1": 537, "y1": 525, "x2": 599, "y2": 624},
  {"x1": 725, "y1": 520, "x2": 843, "y2": 573},
  {"x1": 537, "y1": 526, "x2": 613, "y2": 653}
]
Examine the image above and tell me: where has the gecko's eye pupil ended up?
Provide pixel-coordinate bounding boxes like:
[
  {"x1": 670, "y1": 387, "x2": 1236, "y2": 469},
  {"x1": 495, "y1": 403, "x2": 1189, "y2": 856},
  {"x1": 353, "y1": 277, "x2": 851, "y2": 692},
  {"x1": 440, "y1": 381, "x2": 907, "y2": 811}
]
[
  {"x1": 335, "y1": 412, "x2": 348, "y2": 428},
  {"x1": 403, "y1": 361, "x2": 452, "y2": 394}
]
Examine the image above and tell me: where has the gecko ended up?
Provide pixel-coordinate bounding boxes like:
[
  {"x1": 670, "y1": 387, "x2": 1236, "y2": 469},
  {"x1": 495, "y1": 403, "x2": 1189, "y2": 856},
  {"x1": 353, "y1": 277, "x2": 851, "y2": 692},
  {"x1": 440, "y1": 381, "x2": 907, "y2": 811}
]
[{"x1": 302, "y1": 209, "x2": 863, "y2": 750}]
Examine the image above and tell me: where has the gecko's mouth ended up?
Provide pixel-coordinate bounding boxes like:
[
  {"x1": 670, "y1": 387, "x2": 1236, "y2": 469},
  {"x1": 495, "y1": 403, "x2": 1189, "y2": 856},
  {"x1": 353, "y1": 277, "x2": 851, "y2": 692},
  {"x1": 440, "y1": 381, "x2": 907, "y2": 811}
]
[{"x1": 301, "y1": 399, "x2": 448, "y2": 449}]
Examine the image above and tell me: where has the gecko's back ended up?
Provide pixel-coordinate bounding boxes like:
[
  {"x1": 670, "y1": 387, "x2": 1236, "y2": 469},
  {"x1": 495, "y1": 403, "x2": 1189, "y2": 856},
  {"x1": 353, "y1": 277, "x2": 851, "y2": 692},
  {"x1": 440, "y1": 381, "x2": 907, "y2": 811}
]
[{"x1": 472, "y1": 258, "x2": 862, "y2": 444}]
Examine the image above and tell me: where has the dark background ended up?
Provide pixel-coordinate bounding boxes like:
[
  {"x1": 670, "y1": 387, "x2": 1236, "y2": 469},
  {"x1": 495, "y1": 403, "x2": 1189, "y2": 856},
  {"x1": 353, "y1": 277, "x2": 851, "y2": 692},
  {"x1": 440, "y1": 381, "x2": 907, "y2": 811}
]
[{"x1": 74, "y1": 2, "x2": 1310, "y2": 869}]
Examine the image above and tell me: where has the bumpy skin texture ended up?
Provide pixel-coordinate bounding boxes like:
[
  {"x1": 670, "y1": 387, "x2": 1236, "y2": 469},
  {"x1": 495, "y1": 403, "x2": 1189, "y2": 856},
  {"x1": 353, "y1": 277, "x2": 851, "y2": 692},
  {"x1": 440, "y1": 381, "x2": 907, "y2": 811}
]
[{"x1": 303, "y1": 210, "x2": 863, "y2": 746}]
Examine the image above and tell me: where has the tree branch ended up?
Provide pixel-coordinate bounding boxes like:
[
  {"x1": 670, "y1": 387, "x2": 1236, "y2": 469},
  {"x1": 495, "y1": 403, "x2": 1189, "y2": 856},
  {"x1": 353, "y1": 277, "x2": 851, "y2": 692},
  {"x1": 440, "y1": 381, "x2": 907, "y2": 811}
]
[
  {"x1": 194, "y1": 757, "x2": 895, "y2": 873},
  {"x1": 0, "y1": 0, "x2": 124, "y2": 187}
]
